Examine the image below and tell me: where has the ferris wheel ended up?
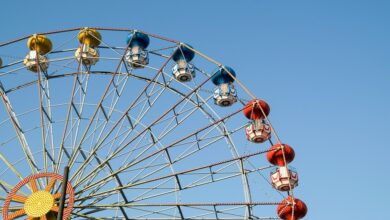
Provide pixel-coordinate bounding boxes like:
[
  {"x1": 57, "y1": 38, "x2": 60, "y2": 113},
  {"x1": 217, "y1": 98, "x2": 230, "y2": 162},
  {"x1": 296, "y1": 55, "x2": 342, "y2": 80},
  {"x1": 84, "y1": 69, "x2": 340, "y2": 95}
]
[{"x1": 0, "y1": 27, "x2": 307, "y2": 220}]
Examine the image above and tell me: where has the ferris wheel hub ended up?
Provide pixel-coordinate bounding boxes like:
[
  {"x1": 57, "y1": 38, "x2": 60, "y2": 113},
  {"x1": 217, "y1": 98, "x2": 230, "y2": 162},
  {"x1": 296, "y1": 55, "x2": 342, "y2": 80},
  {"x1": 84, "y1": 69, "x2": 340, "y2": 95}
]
[
  {"x1": 2, "y1": 172, "x2": 75, "y2": 220},
  {"x1": 24, "y1": 191, "x2": 54, "y2": 217}
]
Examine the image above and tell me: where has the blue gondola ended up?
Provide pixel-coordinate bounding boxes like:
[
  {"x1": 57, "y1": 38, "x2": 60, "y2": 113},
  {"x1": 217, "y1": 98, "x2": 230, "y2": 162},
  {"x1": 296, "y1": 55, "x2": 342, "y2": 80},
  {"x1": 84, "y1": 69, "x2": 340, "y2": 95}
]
[
  {"x1": 172, "y1": 44, "x2": 196, "y2": 82},
  {"x1": 125, "y1": 31, "x2": 150, "y2": 68},
  {"x1": 212, "y1": 66, "x2": 237, "y2": 107}
]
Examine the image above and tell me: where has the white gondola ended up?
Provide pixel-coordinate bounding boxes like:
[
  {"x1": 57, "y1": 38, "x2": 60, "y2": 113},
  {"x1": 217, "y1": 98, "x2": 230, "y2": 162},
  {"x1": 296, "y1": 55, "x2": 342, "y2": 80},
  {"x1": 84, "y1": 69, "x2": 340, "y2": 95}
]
[
  {"x1": 173, "y1": 60, "x2": 195, "y2": 82},
  {"x1": 125, "y1": 46, "x2": 149, "y2": 68},
  {"x1": 75, "y1": 44, "x2": 99, "y2": 66},
  {"x1": 271, "y1": 166, "x2": 298, "y2": 191},
  {"x1": 245, "y1": 119, "x2": 271, "y2": 143},
  {"x1": 213, "y1": 83, "x2": 237, "y2": 107},
  {"x1": 23, "y1": 50, "x2": 49, "y2": 72}
]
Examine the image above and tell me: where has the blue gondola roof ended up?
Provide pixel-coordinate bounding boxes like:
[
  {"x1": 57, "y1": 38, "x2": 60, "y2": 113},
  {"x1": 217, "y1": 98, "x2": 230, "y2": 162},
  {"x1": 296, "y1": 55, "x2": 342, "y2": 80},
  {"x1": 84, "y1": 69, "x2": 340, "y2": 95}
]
[
  {"x1": 126, "y1": 32, "x2": 150, "y2": 49},
  {"x1": 211, "y1": 66, "x2": 236, "y2": 85},
  {"x1": 172, "y1": 44, "x2": 195, "y2": 62}
]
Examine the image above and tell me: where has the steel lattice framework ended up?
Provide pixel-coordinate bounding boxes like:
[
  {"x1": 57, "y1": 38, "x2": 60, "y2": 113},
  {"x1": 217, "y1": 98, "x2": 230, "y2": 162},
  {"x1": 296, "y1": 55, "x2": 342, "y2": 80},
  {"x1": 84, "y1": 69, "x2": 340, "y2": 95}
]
[{"x1": 0, "y1": 27, "x2": 302, "y2": 220}]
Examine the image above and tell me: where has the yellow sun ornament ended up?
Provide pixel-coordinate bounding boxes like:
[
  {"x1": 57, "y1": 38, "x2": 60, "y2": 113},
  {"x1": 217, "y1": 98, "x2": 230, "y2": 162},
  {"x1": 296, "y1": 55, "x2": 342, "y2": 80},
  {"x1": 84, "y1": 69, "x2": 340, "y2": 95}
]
[{"x1": 24, "y1": 191, "x2": 55, "y2": 217}]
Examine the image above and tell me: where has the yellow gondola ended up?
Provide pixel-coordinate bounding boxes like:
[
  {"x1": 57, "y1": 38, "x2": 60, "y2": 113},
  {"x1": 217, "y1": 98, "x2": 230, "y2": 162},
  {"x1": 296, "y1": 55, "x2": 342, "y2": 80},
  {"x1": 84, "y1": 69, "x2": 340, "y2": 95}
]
[
  {"x1": 27, "y1": 34, "x2": 52, "y2": 55},
  {"x1": 77, "y1": 28, "x2": 101, "y2": 47}
]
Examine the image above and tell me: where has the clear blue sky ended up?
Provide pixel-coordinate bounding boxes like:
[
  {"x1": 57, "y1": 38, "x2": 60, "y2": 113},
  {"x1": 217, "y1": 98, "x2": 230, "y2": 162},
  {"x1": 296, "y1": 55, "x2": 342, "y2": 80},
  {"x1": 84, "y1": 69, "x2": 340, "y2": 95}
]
[{"x1": 1, "y1": 0, "x2": 389, "y2": 219}]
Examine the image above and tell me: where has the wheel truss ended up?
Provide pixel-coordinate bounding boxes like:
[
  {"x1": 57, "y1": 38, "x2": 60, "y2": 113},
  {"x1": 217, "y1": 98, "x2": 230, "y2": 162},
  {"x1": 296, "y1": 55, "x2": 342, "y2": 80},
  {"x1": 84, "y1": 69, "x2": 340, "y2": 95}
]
[{"x1": 0, "y1": 27, "x2": 305, "y2": 219}]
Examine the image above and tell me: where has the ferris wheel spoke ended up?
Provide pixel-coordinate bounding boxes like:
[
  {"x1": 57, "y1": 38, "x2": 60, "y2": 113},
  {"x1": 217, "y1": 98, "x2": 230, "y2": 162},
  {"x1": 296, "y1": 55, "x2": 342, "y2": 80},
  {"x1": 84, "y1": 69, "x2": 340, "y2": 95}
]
[
  {"x1": 185, "y1": 205, "x2": 246, "y2": 219},
  {"x1": 0, "y1": 181, "x2": 27, "y2": 197},
  {"x1": 82, "y1": 151, "x2": 132, "y2": 219},
  {"x1": 127, "y1": 169, "x2": 251, "y2": 205},
  {"x1": 73, "y1": 107, "x2": 243, "y2": 194},
  {"x1": 109, "y1": 100, "x2": 208, "y2": 188},
  {"x1": 151, "y1": 98, "x2": 199, "y2": 133},
  {"x1": 72, "y1": 156, "x2": 131, "y2": 213},
  {"x1": 80, "y1": 161, "x2": 273, "y2": 207},
  {"x1": 76, "y1": 133, "x2": 268, "y2": 216},
  {"x1": 131, "y1": 206, "x2": 180, "y2": 219},
  {"x1": 152, "y1": 93, "x2": 206, "y2": 140},
  {"x1": 76, "y1": 63, "x2": 177, "y2": 159},
  {"x1": 10, "y1": 194, "x2": 27, "y2": 203},
  {"x1": 73, "y1": 202, "x2": 281, "y2": 219},
  {"x1": 124, "y1": 150, "x2": 169, "y2": 186},
  {"x1": 169, "y1": 122, "x2": 242, "y2": 164},
  {"x1": 72, "y1": 67, "x2": 219, "y2": 188},
  {"x1": 71, "y1": 211, "x2": 106, "y2": 220},
  {"x1": 0, "y1": 65, "x2": 27, "y2": 78},
  {"x1": 124, "y1": 162, "x2": 169, "y2": 174},
  {"x1": 75, "y1": 179, "x2": 108, "y2": 208},
  {"x1": 0, "y1": 71, "x2": 213, "y2": 175},
  {"x1": 0, "y1": 84, "x2": 39, "y2": 176},
  {"x1": 76, "y1": 202, "x2": 181, "y2": 219},
  {"x1": 74, "y1": 125, "x2": 173, "y2": 190},
  {"x1": 70, "y1": 97, "x2": 149, "y2": 204},
  {"x1": 123, "y1": 126, "x2": 243, "y2": 191},
  {"x1": 132, "y1": 78, "x2": 169, "y2": 125},
  {"x1": 85, "y1": 66, "x2": 131, "y2": 144},
  {"x1": 111, "y1": 91, "x2": 203, "y2": 167},
  {"x1": 37, "y1": 35, "x2": 84, "y2": 168},
  {"x1": 70, "y1": 46, "x2": 180, "y2": 185},
  {"x1": 66, "y1": 69, "x2": 133, "y2": 174},
  {"x1": 64, "y1": 72, "x2": 97, "y2": 170},
  {"x1": 93, "y1": 34, "x2": 125, "y2": 59},
  {"x1": 183, "y1": 87, "x2": 254, "y2": 217},
  {"x1": 65, "y1": 72, "x2": 134, "y2": 210},
  {"x1": 50, "y1": 206, "x2": 59, "y2": 212},
  {"x1": 221, "y1": 126, "x2": 253, "y2": 217},
  {"x1": 130, "y1": 174, "x2": 175, "y2": 202},
  {"x1": 74, "y1": 148, "x2": 271, "y2": 203},
  {"x1": 74, "y1": 197, "x2": 126, "y2": 217},
  {"x1": 0, "y1": 152, "x2": 27, "y2": 184},
  {"x1": 55, "y1": 56, "x2": 89, "y2": 174},
  {"x1": 79, "y1": 182, "x2": 123, "y2": 207},
  {"x1": 75, "y1": 148, "x2": 166, "y2": 195},
  {"x1": 82, "y1": 71, "x2": 165, "y2": 157},
  {"x1": 118, "y1": 69, "x2": 218, "y2": 151},
  {"x1": 44, "y1": 177, "x2": 56, "y2": 193},
  {"x1": 7, "y1": 208, "x2": 26, "y2": 219},
  {"x1": 71, "y1": 124, "x2": 148, "y2": 185},
  {"x1": 67, "y1": 33, "x2": 170, "y2": 163},
  {"x1": 29, "y1": 179, "x2": 39, "y2": 193},
  {"x1": 128, "y1": 111, "x2": 239, "y2": 173},
  {"x1": 36, "y1": 67, "x2": 56, "y2": 174},
  {"x1": 68, "y1": 68, "x2": 134, "y2": 194},
  {"x1": 116, "y1": 129, "x2": 154, "y2": 161},
  {"x1": 91, "y1": 73, "x2": 166, "y2": 146},
  {"x1": 0, "y1": 205, "x2": 23, "y2": 211},
  {"x1": 66, "y1": 37, "x2": 134, "y2": 171}
]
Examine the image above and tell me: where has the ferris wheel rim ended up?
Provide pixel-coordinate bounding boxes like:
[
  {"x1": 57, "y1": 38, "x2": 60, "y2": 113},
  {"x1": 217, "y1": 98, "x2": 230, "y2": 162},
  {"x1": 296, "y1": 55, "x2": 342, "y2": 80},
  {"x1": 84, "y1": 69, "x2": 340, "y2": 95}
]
[{"x1": 0, "y1": 27, "x2": 305, "y2": 219}]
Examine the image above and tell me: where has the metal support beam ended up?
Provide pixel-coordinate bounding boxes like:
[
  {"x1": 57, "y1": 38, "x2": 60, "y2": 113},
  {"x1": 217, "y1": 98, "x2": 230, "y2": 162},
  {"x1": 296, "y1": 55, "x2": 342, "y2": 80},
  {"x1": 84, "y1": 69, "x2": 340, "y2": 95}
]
[{"x1": 57, "y1": 166, "x2": 70, "y2": 220}]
